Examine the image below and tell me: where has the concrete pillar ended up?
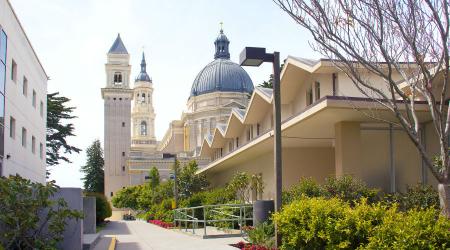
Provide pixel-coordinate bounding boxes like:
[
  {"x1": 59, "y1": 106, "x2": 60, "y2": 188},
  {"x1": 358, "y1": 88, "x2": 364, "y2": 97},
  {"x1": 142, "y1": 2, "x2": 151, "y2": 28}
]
[
  {"x1": 52, "y1": 188, "x2": 83, "y2": 250},
  {"x1": 335, "y1": 122, "x2": 362, "y2": 177},
  {"x1": 83, "y1": 197, "x2": 96, "y2": 234}
]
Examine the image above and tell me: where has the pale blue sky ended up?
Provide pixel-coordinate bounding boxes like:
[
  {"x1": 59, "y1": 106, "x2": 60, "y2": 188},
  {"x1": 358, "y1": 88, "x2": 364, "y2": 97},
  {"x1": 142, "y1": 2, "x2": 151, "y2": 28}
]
[{"x1": 10, "y1": 0, "x2": 319, "y2": 187}]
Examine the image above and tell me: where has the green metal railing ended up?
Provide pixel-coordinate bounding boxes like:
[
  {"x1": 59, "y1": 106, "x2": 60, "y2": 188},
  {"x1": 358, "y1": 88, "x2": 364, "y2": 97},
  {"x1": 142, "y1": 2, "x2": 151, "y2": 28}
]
[{"x1": 174, "y1": 203, "x2": 253, "y2": 238}]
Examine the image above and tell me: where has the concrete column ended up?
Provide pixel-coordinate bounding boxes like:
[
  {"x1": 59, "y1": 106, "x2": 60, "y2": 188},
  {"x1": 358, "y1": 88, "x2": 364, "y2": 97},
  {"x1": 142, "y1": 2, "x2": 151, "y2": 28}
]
[
  {"x1": 52, "y1": 188, "x2": 83, "y2": 250},
  {"x1": 83, "y1": 197, "x2": 96, "y2": 234},
  {"x1": 335, "y1": 122, "x2": 362, "y2": 177}
]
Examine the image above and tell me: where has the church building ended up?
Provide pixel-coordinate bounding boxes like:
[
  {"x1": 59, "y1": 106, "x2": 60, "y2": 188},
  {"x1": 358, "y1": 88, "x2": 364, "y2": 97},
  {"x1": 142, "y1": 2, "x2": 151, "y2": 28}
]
[{"x1": 102, "y1": 29, "x2": 254, "y2": 200}]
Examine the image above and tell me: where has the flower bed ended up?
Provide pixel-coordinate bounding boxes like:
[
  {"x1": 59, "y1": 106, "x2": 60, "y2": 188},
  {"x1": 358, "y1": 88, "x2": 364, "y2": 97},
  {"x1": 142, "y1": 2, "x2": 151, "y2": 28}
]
[
  {"x1": 230, "y1": 241, "x2": 276, "y2": 250},
  {"x1": 147, "y1": 220, "x2": 174, "y2": 229}
]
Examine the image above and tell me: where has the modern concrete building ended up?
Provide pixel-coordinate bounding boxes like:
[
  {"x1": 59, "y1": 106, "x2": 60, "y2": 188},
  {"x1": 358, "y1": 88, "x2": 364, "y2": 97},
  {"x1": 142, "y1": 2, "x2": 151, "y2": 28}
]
[
  {"x1": 0, "y1": 0, "x2": 47, "y2": 183},
  {"x1": 198, "y1": 57, "x2": 443, "y2": 200}
]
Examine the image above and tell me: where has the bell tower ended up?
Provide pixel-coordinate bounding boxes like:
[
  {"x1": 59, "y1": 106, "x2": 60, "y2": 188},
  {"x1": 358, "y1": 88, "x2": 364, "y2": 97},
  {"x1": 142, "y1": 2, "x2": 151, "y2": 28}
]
[
  {"x1": 131, "y1": 52, "x2": 157, "y2": 152},
  {"x1": 101, "y1": 34, "x2": 133, "y2": 201}
]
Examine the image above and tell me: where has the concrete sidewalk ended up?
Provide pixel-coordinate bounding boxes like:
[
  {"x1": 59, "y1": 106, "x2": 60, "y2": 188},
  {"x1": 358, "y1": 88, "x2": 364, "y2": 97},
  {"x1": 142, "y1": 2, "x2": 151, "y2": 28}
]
[{"x1": 94, "y1": 220, "x2": 241, "y2": 250}]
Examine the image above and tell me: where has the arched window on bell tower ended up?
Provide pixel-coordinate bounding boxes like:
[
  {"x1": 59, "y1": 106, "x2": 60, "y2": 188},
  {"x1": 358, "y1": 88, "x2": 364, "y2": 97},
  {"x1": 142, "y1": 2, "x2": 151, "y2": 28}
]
[
  {"x1": 114, "y1": 72, "x2": 122, "y2": 84},
  {"x1": 140, "y1": 121, "x2": 147, "y2": 136}
]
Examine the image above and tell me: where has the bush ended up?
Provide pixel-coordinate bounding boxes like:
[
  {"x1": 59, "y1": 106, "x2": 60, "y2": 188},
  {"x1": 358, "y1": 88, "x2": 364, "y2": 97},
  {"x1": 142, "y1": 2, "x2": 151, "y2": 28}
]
[
  {"x1": 0, "y1": 175, "x2": 83, "y2": 249},
  {"x1": 85, "y1": 192, "x2": 112, "y2": 223},
  {"x1": 273, "y1": 197, "x2": 450, "y2": 250},
  {"x1": 243, "y1": 222, "x2": 275, "y2": 249},
  {"x1": 383, "y1": 184, "x2": 440, "y2": 211},
  {"x1": 283, "y1": 176, "x2": 379, "y2": 205}
]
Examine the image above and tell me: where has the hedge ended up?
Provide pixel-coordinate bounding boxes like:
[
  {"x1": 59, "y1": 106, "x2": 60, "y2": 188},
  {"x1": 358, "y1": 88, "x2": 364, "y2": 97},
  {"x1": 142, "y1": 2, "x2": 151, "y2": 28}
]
[{"x1": 273, "y1": 197, "x2": 450, "y2": 250}]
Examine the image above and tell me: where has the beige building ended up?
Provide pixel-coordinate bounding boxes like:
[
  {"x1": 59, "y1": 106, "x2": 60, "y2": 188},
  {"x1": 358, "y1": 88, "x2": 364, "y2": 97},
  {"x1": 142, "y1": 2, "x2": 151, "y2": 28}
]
[
  {"x1": 198, "y1": 57, "x2": 442, "y2": 200},
  {"x1": 158, "y1": 28, "x2": 254, "y2": 156},
  {"x1": 103, "y1": 29, "x2": 251, "y2": 199},
  {"x1": 0, "y1": 0, "x2": 47, "y2": 183}
]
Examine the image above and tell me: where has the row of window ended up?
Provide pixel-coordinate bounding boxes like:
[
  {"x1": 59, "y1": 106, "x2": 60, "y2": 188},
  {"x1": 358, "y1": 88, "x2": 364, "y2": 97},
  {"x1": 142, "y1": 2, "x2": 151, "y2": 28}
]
[
  {"x1": 9, "y1": 116, "x2": 44, "y2": 160},
  {"x1": 11, "y1": 59, "x2": 44, "y2": 117},
  {"x1": 212, "y1": 123, "x2": 263, "y2": 161}
]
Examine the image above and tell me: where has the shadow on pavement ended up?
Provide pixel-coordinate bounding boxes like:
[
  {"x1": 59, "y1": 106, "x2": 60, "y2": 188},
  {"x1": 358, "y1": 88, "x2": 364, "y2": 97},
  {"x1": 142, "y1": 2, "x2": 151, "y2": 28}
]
[
  {"x1": 117, "y1": 242, "x2": 144, "y2": 250},
  {"x1": 101, "y1": 221, "x2": 132, "y2": 235}
]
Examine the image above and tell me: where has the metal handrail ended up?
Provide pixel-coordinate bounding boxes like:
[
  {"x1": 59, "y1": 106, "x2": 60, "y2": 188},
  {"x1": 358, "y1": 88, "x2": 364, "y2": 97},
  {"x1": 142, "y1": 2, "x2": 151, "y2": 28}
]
[{"x1": 173, "y1": 203, "x2": 253, "y2": 238}]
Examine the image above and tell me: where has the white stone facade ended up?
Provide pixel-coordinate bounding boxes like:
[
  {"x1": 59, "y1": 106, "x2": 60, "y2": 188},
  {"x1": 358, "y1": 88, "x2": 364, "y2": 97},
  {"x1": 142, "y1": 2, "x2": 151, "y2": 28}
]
[{"x1": 0, "y1": 0, "x2": 47, "y2": 183}]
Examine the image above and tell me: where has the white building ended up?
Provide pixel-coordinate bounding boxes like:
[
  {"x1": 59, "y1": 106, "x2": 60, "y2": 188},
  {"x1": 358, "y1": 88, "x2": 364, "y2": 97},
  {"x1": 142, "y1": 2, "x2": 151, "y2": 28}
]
[{"x1": 0, "y1": 0, "x2": 48, "y2": 183}]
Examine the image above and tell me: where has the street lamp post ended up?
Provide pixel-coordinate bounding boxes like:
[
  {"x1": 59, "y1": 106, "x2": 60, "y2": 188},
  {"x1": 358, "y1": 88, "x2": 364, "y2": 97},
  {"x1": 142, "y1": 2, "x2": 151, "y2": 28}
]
[
  {"x1": 240, "y1": 47, "x2": 282, "y2": 247},
  {"x1": 164, "y1": 153, "x2": 178, "y2": 208}
]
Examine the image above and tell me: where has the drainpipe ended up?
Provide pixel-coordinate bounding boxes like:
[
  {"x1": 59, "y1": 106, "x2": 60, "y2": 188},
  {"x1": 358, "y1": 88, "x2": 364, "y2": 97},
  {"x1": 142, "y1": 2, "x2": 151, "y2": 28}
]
[{"x1": 389, "y1": 124, "x2": 396, "y2": 193}]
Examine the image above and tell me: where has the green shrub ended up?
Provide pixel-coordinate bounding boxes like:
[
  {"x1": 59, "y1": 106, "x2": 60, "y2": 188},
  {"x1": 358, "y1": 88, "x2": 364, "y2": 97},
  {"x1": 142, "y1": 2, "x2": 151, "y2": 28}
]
[
  {"x1": 111, "y1": 185, "x2": 140, "y2": 210},
  {"x1": 203, "y1": 187, "x2": 236, "y2": 205},
  {"x1": 282, "y1": 177, "x2": 323, "y2": 204},
  {"x1": 244, "y1": 221, "x2": 275, "y2": 249},
  {"x1": 283, "y1": 176, "x2": 379, "y2": 205},
  {"x1": 0, "y1": 175, "x2": 83, "y2": 249},
  {"x1": 273, "y1": 197, "x2": 450, "y2": 250},
  {"x1": 85, "y1": 192, "x2": 112, "y2": 223},
  {"x1": 365, "y1": 208, "x2": 450, "y2": 249},
  {"x1": 323, "y1": 176, "x2": 379, "y2": 204},
  {"x1": 383, "y1": 184, "x2": 440, "y2": 211}
]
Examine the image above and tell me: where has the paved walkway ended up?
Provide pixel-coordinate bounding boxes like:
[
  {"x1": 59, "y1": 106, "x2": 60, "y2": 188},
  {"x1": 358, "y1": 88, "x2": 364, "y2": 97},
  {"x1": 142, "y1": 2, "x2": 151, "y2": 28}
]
[{"x1": 93, "y1": 220, "x2": 241, "y2": 250}]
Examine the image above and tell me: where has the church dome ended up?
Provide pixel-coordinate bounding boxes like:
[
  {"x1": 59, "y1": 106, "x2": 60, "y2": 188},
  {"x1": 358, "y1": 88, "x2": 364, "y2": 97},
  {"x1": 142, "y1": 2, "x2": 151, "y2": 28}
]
[{"x1": 190, "y1": 28, "x2": 254, "y2": 97}]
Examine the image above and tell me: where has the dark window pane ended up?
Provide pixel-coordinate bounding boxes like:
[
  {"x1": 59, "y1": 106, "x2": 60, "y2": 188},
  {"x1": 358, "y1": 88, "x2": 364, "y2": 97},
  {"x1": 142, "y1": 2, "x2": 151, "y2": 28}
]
[
  {"x1": 0, "y1": 30, "x2": 6, "y2": 64},
  {"x1": 0, "y1": 65, "x2": 4, "y2": 94},
  {"x1": 0, "y1": 93, "x2": 4, "y2": 120}
]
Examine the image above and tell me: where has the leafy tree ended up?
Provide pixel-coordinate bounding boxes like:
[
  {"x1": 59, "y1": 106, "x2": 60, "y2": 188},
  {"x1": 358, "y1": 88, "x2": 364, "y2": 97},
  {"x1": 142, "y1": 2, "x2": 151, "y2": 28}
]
[
  {"x1": 85, "y1": 192, "x2": 112, "y2": 224},
  {"x1": 275, "y1": 0, "x2": 450, "y2": 214},
  {"x1": 0, "y1": 175, "x2": 83, "y2": 249},
  {"x1": 227, "y1": 171, "x2": 251, "y2": 203},
  {"x1": 47, "y1": 92, "x2": 81, "y2": 167},
  {"x1": 258, "y1": 64, "x2": 284, "y2": 89},
  {"x1": 149, "y1": 166, "x2": 160, "y2": 189},
  {"x1": 80, "y1": 140, "x2": 104, "y2": 194},
  {"x1": 177, "y1": 161, "x2": 209, "y2": 198},
  {"x1": 111, "y1": 185, "x2": 140, "y2": 210}
]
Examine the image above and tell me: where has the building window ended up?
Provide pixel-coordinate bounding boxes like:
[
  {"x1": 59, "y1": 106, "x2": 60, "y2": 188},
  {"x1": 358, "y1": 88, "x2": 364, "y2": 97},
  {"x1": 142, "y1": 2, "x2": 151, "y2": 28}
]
[
  {"x1": 122, "y1": 152, "x2": 125, "y2": 156},
  {"x1": 236, "y1": 137, "x2": 239, "y2": 148},
  {"x1": 247, "y1": 128, "x2": 251, "y2": 141},
  {"x1": 256, "y1": 124, "x2": 260, "y2": 136},
  {"x1": 229, "y1": 141, "x2": 233, "y2": 152},
  {"x1": 21, "y1": 127, "x2": 26, "y2": 147},
  {"x1": 40, "y1": 101, "x2": 44, "y2": 117},
  {"x1": 110, "y1": 192, "x2": 113, "y2": 197},
  {"x1": 122, "y1": 166, "x2": 125, "y2": 171},
  {"x1": 307, "y1": 87, "x2": 313, "y2": 105},
  {"x1": 11, "y1": 59, "x2": 17, "y2": 82},
  {"x1": 314, "y1": 81, "x2": 320, "y2": 100},
  {"x1": 9, "y1": 116, "x2": 15, "y2": 139},
  {"x1": 32, "y1": 90, "x2": 36, "y2": 108},
  {"x1": 22, "y1": 77, "x2": 28, "y2": 96},
  {"x1": 140, "y1": 121, "x2": 147, "y2": 136},
  {"x1": 39, "y1": 143, "x2": 43, "y2": 159},
  {"x1": 0, "y1": 29, "x2": 7, "y2": 65},
  {"x1": 122, "y1": 122, "x2": 125, "y2": 127},
  {"x1": 220, "y1": 148, "x2": 223, "y2": 157},
  {"x1": 31, "y1": 136, "x2": 36, "y2": 154},
  {"x1": 113, "y1": 72, "x2": 122, "y2": 84}
]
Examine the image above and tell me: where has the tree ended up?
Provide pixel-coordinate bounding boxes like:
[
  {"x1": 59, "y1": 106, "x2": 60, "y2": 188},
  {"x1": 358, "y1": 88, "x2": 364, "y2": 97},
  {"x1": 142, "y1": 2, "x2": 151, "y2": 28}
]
[
  {"x1": 149, "y1": 166, "x2": 160, "y2": 189},
  {"x1": 258, "y1": 64, "x2": 284, "y2": 89},
  {"x1": 0, "y1": 175, "x2": 83, "y2": 249},
  {"x1": 275, "y1": 0, "x2": 450, "y2": 214},
  {"x1": 80, "y1": 140, "x2": 104, "y2": 194},
  {"x1": 47, "y1": 92, "x2": 81, "y2": 167},
  {"x1": 111, "y1": 185, "x2": 140, "y2": 210},
  {"x1": 177, "y1": 161, "x2": 209, "y2": 198}
]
